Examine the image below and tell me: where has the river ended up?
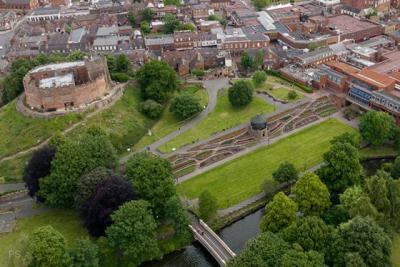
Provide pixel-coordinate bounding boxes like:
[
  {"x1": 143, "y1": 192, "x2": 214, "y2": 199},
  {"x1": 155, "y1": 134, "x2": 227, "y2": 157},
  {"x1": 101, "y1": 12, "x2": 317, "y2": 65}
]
[{"x1": 143, "y1": 209, "x2": 264, "y2": 267}]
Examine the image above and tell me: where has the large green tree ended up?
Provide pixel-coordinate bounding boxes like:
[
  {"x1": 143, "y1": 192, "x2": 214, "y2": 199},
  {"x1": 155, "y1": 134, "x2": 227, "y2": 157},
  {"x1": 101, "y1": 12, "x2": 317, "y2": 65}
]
[
  {"x1": 27, "y1": 226, "x2": 66, "y2": 267},
  {"x1": 281, "y1": 216, "x2": 344, "y2": 266},
  {"x1": 141, "y1": 8, "x2": 154, "y2": 22},
  {"x1": 359, "y1": 111, "x2": 395, "y2": 146},
  {"x1": 198, "y1": 190, "x2": 218, "y2": 221},
  {"x1": 66, "y1": 239, "x2": 99, "y2": 267},
  {"x1": 39, "y1": 131, "x2": 117, "y2": 208},
  {"x1": 228, "y1": 80, "x2": 254, "y2": 107},
  {"x1": 364, "y1": 171, "x2": 391, "y2": 214},
  {"x1": 260, "y1": 192, "x2": 297, "y2": 233},
  {"x1": 339, "y1": 186, "x2": 379, "y2": 219},
  {"x1": 292, "y1": 173, "x2": 331, "y2": 216},
  {"x1": 272, "y1": 161, "x2": 298, "y2": 183},
  {"x1": 240, "y1": 52, "x2": 253, "y2": 71},
  {"x1": 125, "y1": 152, "x2": 176, "y2": 218},
  {"x1": 228, "y1": 232, "x2": 290, "y2": 267},
  {"x1": 136, "y1": 60, "x2": 178, "y2": 104},
  {"x1": 170, "y1": 94, "x2": 202, "y2": 120},
  {"x1": 280, "y1": 249, "x2": 325, "y2": 267},
  {"x1": 106, "y1": 200, "x2": 161, "y2": 264},
  {"x1": 163, "y1": 13, "x2": 180, "y2": 34},
  {"x1": 339, "y1": 216, "x2": 392, "y2": 267},
  {"x1": 252, "y1": 70, "x2": 267, "y2": 86}
]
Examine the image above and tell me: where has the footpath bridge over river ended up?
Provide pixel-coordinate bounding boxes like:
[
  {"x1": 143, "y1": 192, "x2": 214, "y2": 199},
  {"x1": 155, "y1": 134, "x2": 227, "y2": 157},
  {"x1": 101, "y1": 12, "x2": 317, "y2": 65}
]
[{"x1": 189, "y1": 219, "x2": 236, "y2": 266}]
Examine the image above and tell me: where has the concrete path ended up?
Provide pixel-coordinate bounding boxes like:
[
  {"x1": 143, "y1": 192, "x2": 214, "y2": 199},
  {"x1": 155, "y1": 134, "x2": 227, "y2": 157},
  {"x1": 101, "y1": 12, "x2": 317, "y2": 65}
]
[
  {"x1": 0, "y1": 183, "x2": 24, "y2": 194},
  {"x1": 120, "y1": 78, "x2": 230, "y2": 162}
]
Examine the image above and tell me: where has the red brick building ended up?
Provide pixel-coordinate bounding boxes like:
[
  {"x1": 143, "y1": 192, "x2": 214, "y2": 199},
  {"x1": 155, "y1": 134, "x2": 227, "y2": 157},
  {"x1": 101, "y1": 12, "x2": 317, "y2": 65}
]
[{"x1": 0, "y1": 0, "x2": 39, "y2": 10}]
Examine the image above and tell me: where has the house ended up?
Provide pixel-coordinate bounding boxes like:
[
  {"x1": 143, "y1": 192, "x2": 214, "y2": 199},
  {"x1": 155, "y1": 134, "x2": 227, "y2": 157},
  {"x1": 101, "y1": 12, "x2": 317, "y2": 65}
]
[{"x1": 0, "y1": 10, "x2": 17, "y2": 31}]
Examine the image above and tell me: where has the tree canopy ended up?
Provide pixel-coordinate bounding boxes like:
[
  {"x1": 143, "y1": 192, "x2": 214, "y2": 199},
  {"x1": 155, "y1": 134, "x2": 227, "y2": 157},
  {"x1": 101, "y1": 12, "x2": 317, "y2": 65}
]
[
  {"x1": 252, "y1": 70, "x2": 267, "y2": 86},
  {"x1": 272, "y1": 161, "x2": 298, "y2": 184},
  {"x1": 359, "y1": 111, "x2": 395, "y2": 146},
  {"x1": 81, "y1": 175, "x2": 137, "y2": 236},
  {"x1": 339, "y1": 216, "x2": 392, "y2": 267},
  {"x1": 260, "y1": 192, "x2": 297, "y2": 233},
  {"x1": 66, "y1": 239, "x2": 99, "y2": 267},
  {"x1": 106, "y1": 200, "x2": 161, "y2": 264},
  {"x1": 292, "y1": 173, "x2": 331, "y2": 216},
  {"x1": 23, "y1": 146, "x2": 55, "y2": 201},
  {"x1": 136, "y1": 60, "x2": 178, "y2": 104},
  {"x1": 125, "y1": 152, "x2": 176, "y2": 219},
  {"x1": 170, "y1": 94, "x2": 202, "y2": 120},
  {"x1": 280, "y1": 249, "x2": 325, "y2": 267},
  {"x1": 39, "y1": 131, "x2": 117, "y2": 208},
  {"x1": 27, "y1": 226, "x2": 66, "y2": 267},
  {"x1": 163, "y1": 13, "x2": 180, "y2": 34},
  {"x1": 339, "y1": 186, "x2": 379, "y2": 219},
  {"x1": 198, "y1": 190, "x2": 218, "y2": 221},
  {"x1": 228, "y1": 80, "x2": 254, "y2": 107}
]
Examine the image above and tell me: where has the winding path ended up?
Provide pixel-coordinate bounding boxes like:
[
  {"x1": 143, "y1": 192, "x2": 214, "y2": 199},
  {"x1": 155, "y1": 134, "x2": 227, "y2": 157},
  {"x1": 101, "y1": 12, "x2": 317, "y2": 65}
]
[{"x1": 119, "y1": 78, "x2": 230, "y2": 162}]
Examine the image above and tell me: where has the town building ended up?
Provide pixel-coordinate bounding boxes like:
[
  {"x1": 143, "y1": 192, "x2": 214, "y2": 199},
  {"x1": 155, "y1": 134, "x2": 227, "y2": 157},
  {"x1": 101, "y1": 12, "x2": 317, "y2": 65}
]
[
  {"x1": 0, "y1": 10, "x2": 17, "y2": 31},
  {"x1": 0, "y1": 0, "x2": 39, "y2": 10}
]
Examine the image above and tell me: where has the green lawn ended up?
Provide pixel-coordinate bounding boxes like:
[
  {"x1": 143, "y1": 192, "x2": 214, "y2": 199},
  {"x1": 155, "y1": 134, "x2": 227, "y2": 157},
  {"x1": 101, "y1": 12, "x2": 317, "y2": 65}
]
[
  {"x1": 158, "y1": 91, "x2": 276, "y2": 153},
  {"x1": 0, "y1": 209, "x2": 89, "y2": 267},
  {"x1": 69, "y1": 87, "x2": 154, "y2": 154},
  {"x1": 0, "y1": 100, "x2": 83, "y2": 158},
  {"x1": 392, "y1": 234, "x2": 400, "y2": 267},
  {"x1": 0, "y1": 153, "x2": 32, "y2": 183},
  {"x1": 134, "y1": 85, "x2": 208, "y2": 151},
  {"x1": 268, "y1": 87, "x2": 304, "y2": 103},
  {"x1": 178, "y1": 119, "x2": 357, "y2": 208}
]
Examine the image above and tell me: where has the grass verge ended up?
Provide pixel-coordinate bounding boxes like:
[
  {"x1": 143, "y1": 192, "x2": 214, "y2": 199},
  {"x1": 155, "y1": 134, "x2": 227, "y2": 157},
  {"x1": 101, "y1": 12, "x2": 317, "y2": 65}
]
[
  {"x1": 392, "y1": 234, "x2": 400, "y2": 267},
  {"x1": 178, "y1": 119, "x2": 357, "y2": 208}
]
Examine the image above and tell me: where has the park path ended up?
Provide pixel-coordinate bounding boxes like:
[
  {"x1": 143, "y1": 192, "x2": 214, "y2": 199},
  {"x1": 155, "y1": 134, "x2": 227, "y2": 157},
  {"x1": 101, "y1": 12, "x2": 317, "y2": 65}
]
[
  {"x1": 0, "y1": 83, "x2": 126, "y2": 164},
  {"x1": 119, "y1": 78, "x2": 230, "y2": 163}
]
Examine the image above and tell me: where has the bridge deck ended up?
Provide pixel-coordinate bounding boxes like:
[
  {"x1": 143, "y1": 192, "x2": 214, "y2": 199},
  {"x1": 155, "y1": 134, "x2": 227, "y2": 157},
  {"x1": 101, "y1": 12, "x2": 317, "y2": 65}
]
[{"x1": 190, "y1": 219, "x2": 236, "y2": 266}]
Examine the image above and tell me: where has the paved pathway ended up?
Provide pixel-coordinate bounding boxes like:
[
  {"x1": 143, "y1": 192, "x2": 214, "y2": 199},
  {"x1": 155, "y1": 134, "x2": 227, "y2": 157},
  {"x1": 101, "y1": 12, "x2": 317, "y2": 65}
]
[
  {"x1": 0, "y1": 183, "x2": 24, "y2": 194},
  {"x1": 119, "y1": 78, "x2": 230, "y2": 162}
]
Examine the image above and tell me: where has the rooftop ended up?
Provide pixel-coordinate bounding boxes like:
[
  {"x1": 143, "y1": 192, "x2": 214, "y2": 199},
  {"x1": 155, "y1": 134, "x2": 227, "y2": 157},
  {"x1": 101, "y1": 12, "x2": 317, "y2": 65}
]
[
  {"x1": 352, "y1": 69, "x2": 396, "y2": 88},
  {"x1": 31, "y1": 61, "x2": 85, "y2": 73},
  {"x1": 39, "y1": 73, "x2": 75, "y2": 89},
  {"x1": 326, "y1": 15, "x2": 380, "y2": 35}
]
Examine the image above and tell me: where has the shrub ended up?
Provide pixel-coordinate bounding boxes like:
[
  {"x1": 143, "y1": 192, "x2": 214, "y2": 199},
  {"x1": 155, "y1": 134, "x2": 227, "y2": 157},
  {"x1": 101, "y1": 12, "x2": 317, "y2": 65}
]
[
  {"x1": 111, "y1": 72, "x2": 129, "y2": 82},
  {"x1": 228, "y1": 80, "x2": 254, "y2": 107},
  {"x1": 252, "y1": 71, "x2": 266, "y2": 86},
  {"x1": 170, "y1": 94, "x2": 202, "y2": 120},
  {"x1": 287, "y1": 90, "x2": 298, "y2": 100},
  {"x1": 139, "y1": 99, "x2": 164, "y2": 119}
]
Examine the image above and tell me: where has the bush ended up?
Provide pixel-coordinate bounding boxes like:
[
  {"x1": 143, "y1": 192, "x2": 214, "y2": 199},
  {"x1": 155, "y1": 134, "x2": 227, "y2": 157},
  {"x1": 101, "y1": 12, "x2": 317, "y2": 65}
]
[
  {"x1": 252, "y1": 71, "x2": 266, "y2": 86},
  {"x1": 228, "y1": 80, "x2": 254, "y2": 107},
  {"x1": 191, "y1": 68, "x2": 205, "y2": 78},
  {"x1": 198, "y1": 190, "x2": 218, "y2": 221},
  {"x1": 287, "y1": 90, "x2": 298, "y2": 100},
  {"x1": 111, "y1": 72, "x2": 130, "y2": 82},
  {"x1": 170, "y1": 94, "x2": 202, "y2": 120},
  {"x1": 139, "y1": 99, "x2": 164, "y2": 119}
]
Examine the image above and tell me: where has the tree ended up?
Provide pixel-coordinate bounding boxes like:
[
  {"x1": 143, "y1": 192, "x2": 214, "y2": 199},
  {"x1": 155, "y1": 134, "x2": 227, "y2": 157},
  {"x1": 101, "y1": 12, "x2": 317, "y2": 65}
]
[
  {"x1": 281, "y1": 250, "x2": 325, "y2": 267},
  {"x1": 228, "y1": 80, "x2": 254, "y2": 107},
  {"x1": 339, "y1": 186, "x2": 379, "y2": 219},
  {"x1": 170, "y1": 94, "x2": 202, "y2": 120},
  {"x1": 139, "y1": 99, "x2": 164, "y2": 119},
  {"x1": 260, "y1": 192, "x2": 297, "y2": 233},
  {"x1": 136, "y1": 60, "x2": 178, "y2": 104},
  {"x1": 391, "y1": 156, "x2": 400, "y2": 179},
  {"x1": 359, "y1": 111, "x2": 395, "y2": 146},
  {"x1": 39, "y1": 131, "x2": 117, "y2": 208},
  {"x1": 127, "y1": 11, "x2": 135, "y2": 26},
  {"x1": 281, "y1": 216, "x2": 344, "y2": 266},
  {"x1": 287, "y1": 90, "x2": 297, "y2": 100},
  {"x1": 106, "y1": 200, "x2": 161, "y2": 264},
  {"x1": 142, "y1": 8, "x2": 154, "y2": 22},
  {"x1": 140, "y1": 21, "x2": 151, "y2": 35},
  {"x1": 318, "y1": 142, "x2": 362, "y2": 194},
  {"x1": 339, "y1": 216, "x2": 392, "y2": 267},
  {"x1": 164, "y1": 196, "x2": 190, "y2": 234},
  {"x1": 240, "y1": 52, "x2": 253, "y2": 71},
  {"x1": 163, "y1": 13, "x2": 179, "y2": 34},
  {"x1": 228, "y1": 232, "x2": 290, "y2": 267},
  {"x1": 252, "y1": 70, "x2": 266, "y2": 86},
  {"x1": 81, "y1": 175, "x2": 137, "y2": 236},
  {"x1": 125, "y1": 152, "x2": 176, "y2": 219},
  {"x1": 386, "y1": 178, "x2": 400, "y2": 229},
  {"x1": 198, "y1": 190, "x2": 218, "y2": 221},
  {"x1": 344, "y1": 252, "x2": 367, "y2": 267},
  {"x1": 272, "y1": 161, "x2": 298, "y2": 183},
  {"x1": 66, "y1": 239, "x2": 99, "y2": 267},
  {"x1": 74, "y1": 167, "x2": 114, "y2": 209},
  {"x1": 23, "y1": 146, "x2": 55, "y2": 201},
  {"x1": 27, "y1": 226, "x2": 66, "y2": 267},
  {"x1": 177, "y1": 22, "x2": 196, "y2": 32},
  {"x1": 331, "y1": 132, "x2": 360, "y2": 147},
  {"x1": 292, "y1": 173, "x2": 331, "y2": 216},
  {"x1": 115, "y1": 54, "x2": 130, "y2": 73},
  {"x1": 253, "y1": 50, "x2": 265, "y2": 70},
  {"x1": 364, "y1": 171, "x2": 391, "y2": 214}
]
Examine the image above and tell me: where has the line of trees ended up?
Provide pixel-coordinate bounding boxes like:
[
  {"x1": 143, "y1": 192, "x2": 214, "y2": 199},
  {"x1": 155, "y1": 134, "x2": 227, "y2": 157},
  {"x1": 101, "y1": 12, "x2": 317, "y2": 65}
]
[{"x1": 230, "y1": 127, "x2": 400, "y2": 267}]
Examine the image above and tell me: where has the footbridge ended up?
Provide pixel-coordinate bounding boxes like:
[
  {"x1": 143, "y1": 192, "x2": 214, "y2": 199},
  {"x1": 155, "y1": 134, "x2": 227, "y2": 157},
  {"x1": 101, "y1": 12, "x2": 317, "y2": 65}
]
[{"x1": 189, "y1": 219, "x2": 236, "y2": 266}]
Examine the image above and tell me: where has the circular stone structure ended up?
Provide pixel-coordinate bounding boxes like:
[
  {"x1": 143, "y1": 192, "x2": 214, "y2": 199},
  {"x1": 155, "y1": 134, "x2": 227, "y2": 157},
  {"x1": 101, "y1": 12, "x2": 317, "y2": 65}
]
[
  {"x1": 249, "y1": 114, "x2": 268, "y2": 138},
  {"x1": 23, "y1": 57, "x2": 111, "y2": 112}
]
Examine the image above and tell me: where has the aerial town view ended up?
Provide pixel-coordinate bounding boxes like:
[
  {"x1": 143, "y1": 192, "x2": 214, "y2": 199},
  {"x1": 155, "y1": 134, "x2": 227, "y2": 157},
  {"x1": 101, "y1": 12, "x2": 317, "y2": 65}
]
[{"x1": 1, "y1": 0, "x2": 400, "y2": 266}]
